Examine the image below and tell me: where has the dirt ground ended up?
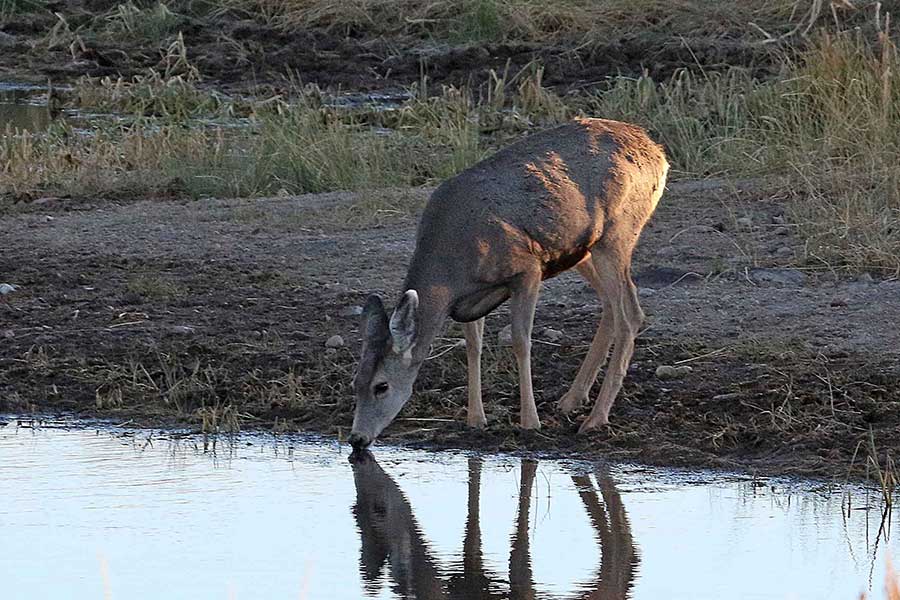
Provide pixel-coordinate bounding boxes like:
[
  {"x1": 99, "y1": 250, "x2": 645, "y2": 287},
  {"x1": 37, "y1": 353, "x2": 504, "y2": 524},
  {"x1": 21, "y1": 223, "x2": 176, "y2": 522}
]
[
  {"x1": 2, "y1": 179, "x2": 899, "y2": 481},
  {"x1": 0, "y1": 5, "x2": 778, "y2": 94}
]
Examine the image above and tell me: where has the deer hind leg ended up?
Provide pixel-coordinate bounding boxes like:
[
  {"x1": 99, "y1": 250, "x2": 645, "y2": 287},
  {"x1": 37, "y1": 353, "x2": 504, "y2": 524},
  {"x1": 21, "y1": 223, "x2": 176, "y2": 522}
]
[
  {"x1": 509, "y1": 271, "x2": 542, "y2": 430},
  {"x1": 462, "y1": 317, "x2": 486, "y2": 428},
  {"x1": 579, "y1": 248, "x2": 643, "y2": 433},
  {"x1": 559, "y1": 257, "x2": 616, "y2": 415}
]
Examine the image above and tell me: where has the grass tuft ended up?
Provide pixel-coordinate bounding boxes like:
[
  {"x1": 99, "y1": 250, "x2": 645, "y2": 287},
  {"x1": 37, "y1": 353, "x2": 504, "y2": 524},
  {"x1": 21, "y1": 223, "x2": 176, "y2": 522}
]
[{"x1": 103, "y1": 1, "x2": 185, "y2": 42}]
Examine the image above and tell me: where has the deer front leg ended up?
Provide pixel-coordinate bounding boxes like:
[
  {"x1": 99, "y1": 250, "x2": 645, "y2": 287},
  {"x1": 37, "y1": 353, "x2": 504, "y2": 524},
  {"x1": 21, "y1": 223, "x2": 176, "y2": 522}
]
[
  {"x1": 462, "y1": 318, "x2": 486, "y2": 428},
  {"x1": 559, "y1": 258, "x2": 616, "y2": 415},
  {"x1": 509, "y1": 273, "x2": 542, "y2": 430}
]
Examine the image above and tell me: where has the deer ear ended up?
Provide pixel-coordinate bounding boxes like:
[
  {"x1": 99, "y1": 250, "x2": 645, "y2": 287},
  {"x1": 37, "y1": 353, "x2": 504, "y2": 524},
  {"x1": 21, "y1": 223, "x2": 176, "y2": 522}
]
[
  {"x1": 362, "y1": 295, "x2": 390, "y2": 344},
  {"x1": 389, "y1": 290, "x2": 418, "y2": 354}
]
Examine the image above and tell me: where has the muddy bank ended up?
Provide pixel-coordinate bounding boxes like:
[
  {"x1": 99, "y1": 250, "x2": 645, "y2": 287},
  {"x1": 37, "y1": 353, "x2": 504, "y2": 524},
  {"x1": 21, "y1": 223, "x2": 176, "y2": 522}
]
[
  {"x1": 2, "y1": 179, "x2": 899, "y2": 481},
  {"x1": 1, "y1": 4, "x2": 781, "y2": 94}
]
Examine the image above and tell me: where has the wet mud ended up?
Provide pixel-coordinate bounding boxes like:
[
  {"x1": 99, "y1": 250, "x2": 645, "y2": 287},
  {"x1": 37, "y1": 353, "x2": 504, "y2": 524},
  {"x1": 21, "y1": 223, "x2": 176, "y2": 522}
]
[{"x1": 2, "y1": 181, "x2": 899, "y2": 480}]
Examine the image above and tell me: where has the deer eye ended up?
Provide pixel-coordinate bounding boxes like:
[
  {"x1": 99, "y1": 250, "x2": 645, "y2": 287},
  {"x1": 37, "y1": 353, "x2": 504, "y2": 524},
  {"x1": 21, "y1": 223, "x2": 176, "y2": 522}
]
[{"x1": 373, "y1": 382, "x2": 389, "y2": 396}]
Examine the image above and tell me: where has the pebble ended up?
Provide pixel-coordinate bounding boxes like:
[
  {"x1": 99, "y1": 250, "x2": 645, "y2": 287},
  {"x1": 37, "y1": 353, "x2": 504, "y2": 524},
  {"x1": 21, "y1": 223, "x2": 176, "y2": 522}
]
[
  {"x1": 540, "y1": 327, "x2": 564, "y2": 342},
  {"x1": 772, "y1": 215, "x2": 786, "y2": 225},
  {"x1": 830, "y1": 296, "x2": 849, "y2": 308},
  {"x1": 325, "y1": 334, "x2": 345, "y2": 348},
  {"x1": 638, "y1": 287, "x2": 656, "y2": 297},
  {"x1": 735, "y1": 216, "x2": 753, "y2": 229},
  {"x1": 774, "y1": 246, "x2": 793, "y2": 258},
  {"x1": 0, "y1": 283, "x2": 18, "y2": 296},
  {"x1": 497, "y1": 324, "x2": 513, "y2": 347},
  {"x1": 655, "y1": 365, "x2": 693, "y2": 380},
  {"x1": 170, "y1": 325, "x2": 196, "y2": 335}
]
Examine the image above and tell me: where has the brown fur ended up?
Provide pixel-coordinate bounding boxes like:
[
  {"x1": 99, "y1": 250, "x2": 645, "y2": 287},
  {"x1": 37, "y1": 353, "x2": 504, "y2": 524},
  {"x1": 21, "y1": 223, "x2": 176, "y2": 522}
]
[{"x1": 351, "y1": 117, "x2": 668, "y2": 445}]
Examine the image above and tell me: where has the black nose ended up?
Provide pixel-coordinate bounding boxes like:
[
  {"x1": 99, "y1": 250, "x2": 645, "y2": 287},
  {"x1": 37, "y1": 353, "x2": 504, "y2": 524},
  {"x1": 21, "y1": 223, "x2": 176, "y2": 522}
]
[{"x1": 348, "y1": 432, "x2": 371, "y2": 450}]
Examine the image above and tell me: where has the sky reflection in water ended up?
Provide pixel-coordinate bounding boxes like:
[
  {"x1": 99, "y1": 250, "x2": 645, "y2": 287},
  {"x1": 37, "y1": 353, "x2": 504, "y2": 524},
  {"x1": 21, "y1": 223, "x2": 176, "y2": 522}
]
[{"x1": 0, "y1": 422, "x2": 896, "y2": 600}]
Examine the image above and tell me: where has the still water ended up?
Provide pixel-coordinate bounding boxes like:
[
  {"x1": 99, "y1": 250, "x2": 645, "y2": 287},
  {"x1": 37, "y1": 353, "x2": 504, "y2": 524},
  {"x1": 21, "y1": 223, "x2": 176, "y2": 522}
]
[
  {"x1": 0, "y1": 420, "x2": 896, "y2": 600},
  {"x1": 0, "y1": 83, "x2": 62, "y2": 133}
]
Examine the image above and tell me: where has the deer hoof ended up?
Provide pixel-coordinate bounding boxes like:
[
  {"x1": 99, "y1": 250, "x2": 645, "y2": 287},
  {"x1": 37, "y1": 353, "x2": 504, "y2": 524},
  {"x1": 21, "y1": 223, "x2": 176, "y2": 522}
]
[
  {"x1": 467, "y1": 414, "x2": 487, "y2": 429},
  {"x1": 577, "y1": 416, "x2": 609, "y2": 434},
  {"x1": 558, "y1": 391, "x2": 588, "y2": 415},
  {"x1": 520, "y1": 416, "x2": 541, "y2": 430}
]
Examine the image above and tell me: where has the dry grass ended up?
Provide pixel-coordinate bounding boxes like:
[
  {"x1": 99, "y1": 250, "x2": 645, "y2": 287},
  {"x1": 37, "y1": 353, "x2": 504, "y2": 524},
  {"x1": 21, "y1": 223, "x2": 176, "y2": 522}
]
[
  {"x1": 212, "y1": 0, "x2": 879, "y2": 44},
  {"x1": 4, "y1": 5, "x2": 900, "y2": 272}
]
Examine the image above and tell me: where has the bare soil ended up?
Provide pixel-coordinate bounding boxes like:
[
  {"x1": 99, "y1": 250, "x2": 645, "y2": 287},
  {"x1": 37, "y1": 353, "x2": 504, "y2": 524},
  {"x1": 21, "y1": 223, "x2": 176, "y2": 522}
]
[
  {"x1": 1, "y1": 5, "x2": 779, "y2": 94},
  {"x1": 2, "y1": 179, "x2": 899, "y2": 480}
]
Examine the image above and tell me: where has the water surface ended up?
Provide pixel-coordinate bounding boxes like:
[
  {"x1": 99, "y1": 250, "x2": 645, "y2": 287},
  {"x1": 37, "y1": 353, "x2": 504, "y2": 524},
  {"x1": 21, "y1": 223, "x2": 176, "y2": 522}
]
[
  {"x1": 0, "y1": 83, "x2": 63, "y2": 132},
  {"x1": 0, "y1": 419, "x2": 896, "y2": 599}
]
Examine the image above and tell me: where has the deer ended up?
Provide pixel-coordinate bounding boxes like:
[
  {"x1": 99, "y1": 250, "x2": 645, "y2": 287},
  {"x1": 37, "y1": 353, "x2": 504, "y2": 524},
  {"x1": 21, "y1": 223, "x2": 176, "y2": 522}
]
[{"x1": 349, "y1": 117, "x2": 669, "y2": 450}]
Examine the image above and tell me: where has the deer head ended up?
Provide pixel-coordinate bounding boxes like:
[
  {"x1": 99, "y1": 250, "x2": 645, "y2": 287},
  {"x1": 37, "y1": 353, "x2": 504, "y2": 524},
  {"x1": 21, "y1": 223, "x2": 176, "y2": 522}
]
[{"x1": 349, "y1": 290, "x2": 422, "y2": 450}]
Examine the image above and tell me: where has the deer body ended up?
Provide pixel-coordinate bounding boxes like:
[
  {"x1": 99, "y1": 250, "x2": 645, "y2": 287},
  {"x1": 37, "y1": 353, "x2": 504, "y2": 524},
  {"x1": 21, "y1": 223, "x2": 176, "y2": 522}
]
[{"x1": 350, "y1": 118, "x2": 668, "y2": 449}]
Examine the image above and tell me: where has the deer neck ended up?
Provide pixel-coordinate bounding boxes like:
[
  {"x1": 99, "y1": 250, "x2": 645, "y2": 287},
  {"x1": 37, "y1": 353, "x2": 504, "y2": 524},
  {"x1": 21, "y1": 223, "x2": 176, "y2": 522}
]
[{"x1": 403, "y1": 275, "x2": 452, "y2": 365}]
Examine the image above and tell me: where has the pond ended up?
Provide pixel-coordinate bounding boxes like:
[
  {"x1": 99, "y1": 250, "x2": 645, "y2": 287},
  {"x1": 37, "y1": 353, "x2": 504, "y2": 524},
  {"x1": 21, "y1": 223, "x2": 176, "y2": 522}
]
[{"x1": 1, "y1": 419, "x2": 896, "y2": 600}]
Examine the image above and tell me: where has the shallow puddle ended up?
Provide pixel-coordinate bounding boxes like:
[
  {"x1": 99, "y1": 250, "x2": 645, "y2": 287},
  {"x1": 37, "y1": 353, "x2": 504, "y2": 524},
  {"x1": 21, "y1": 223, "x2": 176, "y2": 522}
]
[
  {"x1": 0, "y1": 83, "x2": 62, "y2": 133},
  {"x1": 1, "y1": 420, "x2": 896, "y2": 600}
]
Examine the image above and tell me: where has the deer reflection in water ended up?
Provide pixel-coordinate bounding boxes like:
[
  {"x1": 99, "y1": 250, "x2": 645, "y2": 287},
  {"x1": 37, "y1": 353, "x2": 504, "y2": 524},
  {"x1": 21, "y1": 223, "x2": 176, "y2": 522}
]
[{"x1": 350, "y1": 452, "x2": 638, "y2": 599}]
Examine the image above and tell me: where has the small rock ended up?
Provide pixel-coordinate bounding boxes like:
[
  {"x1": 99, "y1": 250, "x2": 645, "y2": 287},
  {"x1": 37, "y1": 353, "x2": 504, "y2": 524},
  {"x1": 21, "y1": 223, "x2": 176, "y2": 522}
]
[
  {"x1": 43, "y1": 215, "x2": 54, "y2": 222},
  {"x1": 0, "y1": 283, "x2": 18, "y2": 296},
  {"x1": 638, "y1": 287, "x2": 656, "y2": 297},
  {"x1": 170, "y1": 325, "x2": 195, "y2": 335},
  {"x1": 540, "y1": 327, "x2": 564, "y2": 342},
  {"x1": 774, "y1": 246, "x2": 793, "y2": 258},
  {"x1": 772, "y1": 215, "x2": 786, "y2": 225},
  {"x1": 830, "y1": 296, "x2": 849, "y2": 308},
  {"x1": 775, "y1": 227, "x2": 790, "y2": 236},
  {"x1": 857, "y1": 273, "x2": 874, "y2": 285},
  {"x1": 735, "y1": 216, "x2": 753, "y2": 229},
  {"x1": 497, "y1": 324, "x2": 513, "y2": 347},
  {"x1": 655, "y1": 365, "x2": 693, "y2": 380},
  {"x1": 325, "y1": 334, "x2": 345, "y2": 348},
  {"x1": 2, "y1": 330, "x2": 14, "y2": 339},
  {"x1": 749, "y1": 268, "x2": 807, "y2": 287},
  {"x1": 339, "y1": 305, "x2": 364, "y2": 317}
]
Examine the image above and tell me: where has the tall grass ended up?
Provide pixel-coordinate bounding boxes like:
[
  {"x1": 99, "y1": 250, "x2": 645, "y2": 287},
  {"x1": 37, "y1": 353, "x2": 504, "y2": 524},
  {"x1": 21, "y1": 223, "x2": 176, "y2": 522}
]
[
  {"x1": 4, "y1": 25, "x2": 900, "y2": 271},
  {"x1": 211, "y1": 0, "x2": 880, "y2": 44},
  {"x1": 587, "y1": 28, "x2": 900, "y2": 273},
  {"x1": 103, "y1": 1, "x2": 184, "y2": 41}
]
